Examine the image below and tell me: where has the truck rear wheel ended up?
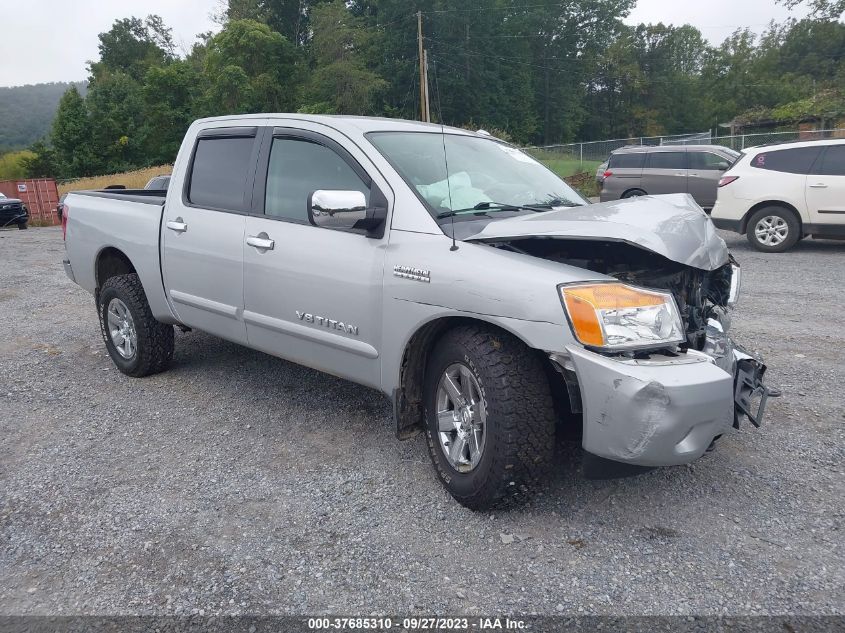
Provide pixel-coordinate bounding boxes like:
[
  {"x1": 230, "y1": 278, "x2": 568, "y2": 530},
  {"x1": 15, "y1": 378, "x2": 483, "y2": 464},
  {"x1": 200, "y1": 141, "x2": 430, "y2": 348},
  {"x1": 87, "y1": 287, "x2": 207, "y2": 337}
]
[
  {"x1": 99, "y1": 273, "x2": 174, "y2": 377},
  {"x1": 423, "y1": 325, "x2": 555, "y2": 510}
]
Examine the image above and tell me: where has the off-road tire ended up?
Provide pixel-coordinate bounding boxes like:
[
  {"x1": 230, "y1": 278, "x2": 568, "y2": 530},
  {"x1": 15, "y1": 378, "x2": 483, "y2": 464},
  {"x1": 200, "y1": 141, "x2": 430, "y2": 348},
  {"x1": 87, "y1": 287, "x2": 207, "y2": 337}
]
[
  {"x1": 423, "y1": 325, "x2": 556, "y2": 511},
  {"x1": 17, "y1": 222, "x2": 27, "y2": 230},
  {"x1": 99, "y1": 273, "x2": 174, "y2": 377},
  {"x1": 746, "y1": 206, "x2": 800, "y2": 253}
]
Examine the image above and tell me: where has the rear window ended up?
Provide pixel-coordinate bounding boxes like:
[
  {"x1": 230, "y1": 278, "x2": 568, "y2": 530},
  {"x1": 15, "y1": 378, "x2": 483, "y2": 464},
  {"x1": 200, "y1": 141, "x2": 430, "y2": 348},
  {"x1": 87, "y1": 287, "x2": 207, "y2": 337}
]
[
  {"x1": 815, "y1": 145, "x2": 845, "y2": 176},
  {"x1": 646, "y1": 152, "x2": 686, "y2": 169},
  {"x1": 608, "y1": 153, "x2": 645, "y2": 169},
  {"x1": 750, "y1": 147, "x2": 821, "y2": 175},
  {"x1": 188, "y1": 136, "x2": 256, "y2": 210}
]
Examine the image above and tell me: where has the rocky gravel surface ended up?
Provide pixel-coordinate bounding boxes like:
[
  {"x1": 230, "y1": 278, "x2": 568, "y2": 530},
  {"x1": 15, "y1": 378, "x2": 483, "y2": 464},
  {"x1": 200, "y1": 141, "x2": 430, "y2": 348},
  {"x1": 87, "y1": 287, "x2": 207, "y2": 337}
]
[{"x1": 0, "y1": 227, "x2": 842, "y2": 616}]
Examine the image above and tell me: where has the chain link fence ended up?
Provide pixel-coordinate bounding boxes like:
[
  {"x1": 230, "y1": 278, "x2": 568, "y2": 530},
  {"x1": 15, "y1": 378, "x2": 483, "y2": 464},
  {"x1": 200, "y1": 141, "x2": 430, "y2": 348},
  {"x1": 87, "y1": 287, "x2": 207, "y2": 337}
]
[{"x1": 523, "y1": 128, "x2": 845, "y2": 179}]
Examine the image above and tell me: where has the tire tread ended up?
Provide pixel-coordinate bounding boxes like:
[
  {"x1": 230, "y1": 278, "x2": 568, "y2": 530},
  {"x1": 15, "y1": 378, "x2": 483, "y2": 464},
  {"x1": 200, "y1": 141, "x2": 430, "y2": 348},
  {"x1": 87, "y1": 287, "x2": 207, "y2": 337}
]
[
  {"x1": 99, "y1": 273, "x2": 174, "y2": 377},
  {"x1": 425, "y1": 325, "x2": 556, "y2": 511}
]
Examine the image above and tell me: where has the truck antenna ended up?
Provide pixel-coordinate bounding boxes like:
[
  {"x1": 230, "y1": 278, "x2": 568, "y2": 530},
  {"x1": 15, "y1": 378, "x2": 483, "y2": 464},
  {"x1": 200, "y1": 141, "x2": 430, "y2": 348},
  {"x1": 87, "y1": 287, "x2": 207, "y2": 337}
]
[{"x1": 433, "y1": 58, "x2": 457, "y2": 251}]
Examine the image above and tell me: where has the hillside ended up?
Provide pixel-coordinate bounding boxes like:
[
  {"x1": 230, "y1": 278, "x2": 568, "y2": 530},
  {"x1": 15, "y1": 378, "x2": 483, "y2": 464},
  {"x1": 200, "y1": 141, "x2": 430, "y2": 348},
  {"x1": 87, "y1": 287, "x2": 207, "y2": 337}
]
[{"x1": 0, "y1": 81, "x2": 87, "y2": 152}]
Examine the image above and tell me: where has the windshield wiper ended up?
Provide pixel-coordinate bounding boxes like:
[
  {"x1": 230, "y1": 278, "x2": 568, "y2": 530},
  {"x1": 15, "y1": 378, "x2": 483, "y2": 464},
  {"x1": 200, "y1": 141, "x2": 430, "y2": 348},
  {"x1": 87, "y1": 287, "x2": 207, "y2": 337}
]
[
  {"x1": 436, "y1": 199, "x2": 581, "y2": 219},
  {"x1": 525, "y1": 199, "x2": 581, "y2": 209}
]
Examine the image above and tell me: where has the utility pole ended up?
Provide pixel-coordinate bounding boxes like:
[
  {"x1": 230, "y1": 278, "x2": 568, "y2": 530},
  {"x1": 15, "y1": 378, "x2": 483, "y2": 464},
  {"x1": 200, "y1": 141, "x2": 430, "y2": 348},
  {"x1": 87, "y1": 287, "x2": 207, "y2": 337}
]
[
  {"x1": 417, "y1": 11, "x2": 426, "y2": 122},
  {"x1": 423, "y1": 49, "x2": 431, "y2": 123},
  {"x1": 417, "y1": 11, "x2": 430, "y2": 123}
]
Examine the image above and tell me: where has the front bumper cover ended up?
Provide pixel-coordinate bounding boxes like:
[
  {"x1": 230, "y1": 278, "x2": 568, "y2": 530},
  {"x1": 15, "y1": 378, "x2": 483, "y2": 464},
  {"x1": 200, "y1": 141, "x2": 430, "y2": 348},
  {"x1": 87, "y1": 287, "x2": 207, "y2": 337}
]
[{"x1": 552, "y1": 327, "x2": 773, "y2": 467}]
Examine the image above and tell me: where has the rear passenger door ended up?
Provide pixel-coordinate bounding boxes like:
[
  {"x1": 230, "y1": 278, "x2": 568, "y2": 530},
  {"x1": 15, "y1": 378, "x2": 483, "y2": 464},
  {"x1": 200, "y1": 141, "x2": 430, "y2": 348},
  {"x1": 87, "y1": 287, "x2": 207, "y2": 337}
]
[
  {"x1": 805, "y1": 144, "x2": 845, "y2": 228},
  {"x1": 687, "y1": 151, "x2": 731, "y2": 209},
  {"x1": 162, "y1": 126, "x2": 261, "y2": 344},
  {"x1": 241, "y1": 125, "x2": 391, "y2": 389},
  {"x1": 641, "y1": 150, "x2": 688, "y2": 197}
]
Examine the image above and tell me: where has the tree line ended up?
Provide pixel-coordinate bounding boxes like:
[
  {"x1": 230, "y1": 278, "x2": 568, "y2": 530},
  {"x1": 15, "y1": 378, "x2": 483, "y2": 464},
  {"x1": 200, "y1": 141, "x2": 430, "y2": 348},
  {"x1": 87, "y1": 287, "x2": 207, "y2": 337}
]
[{"x1": 20, "y1": 0, "x2": 845, "y2": 180}]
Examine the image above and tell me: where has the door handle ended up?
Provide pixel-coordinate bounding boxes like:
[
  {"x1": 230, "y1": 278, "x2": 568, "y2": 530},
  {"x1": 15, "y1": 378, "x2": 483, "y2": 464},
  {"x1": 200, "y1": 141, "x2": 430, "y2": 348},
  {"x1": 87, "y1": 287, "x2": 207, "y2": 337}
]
[
  {"x1": 809, "y1": 183, "x2": 828, "y2": 188},
  {"x1": 166, "y1": 219, "x2": 188, "y2": 233},
  {"x1": 247, "y1": 235, "x2": 275, "y2": 250},
  {"x1": 688, "y1": 173, "x2": 700, "y2": 177}
]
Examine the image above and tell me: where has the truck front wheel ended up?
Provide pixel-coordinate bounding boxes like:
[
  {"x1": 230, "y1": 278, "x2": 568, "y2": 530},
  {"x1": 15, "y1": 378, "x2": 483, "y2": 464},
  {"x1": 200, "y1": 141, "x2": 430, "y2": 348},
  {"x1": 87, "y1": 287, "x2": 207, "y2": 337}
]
[
  {"x1": 99, "y1": 273, "x2": 174, "y2": 377},
  {"x1": 423, "y1": 325, "x2": 556, "y2": 510}
]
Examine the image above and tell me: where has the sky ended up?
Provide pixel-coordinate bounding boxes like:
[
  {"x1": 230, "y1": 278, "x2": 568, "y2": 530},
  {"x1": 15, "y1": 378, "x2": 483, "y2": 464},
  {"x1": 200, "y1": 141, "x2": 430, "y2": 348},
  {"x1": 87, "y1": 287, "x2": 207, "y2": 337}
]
[
  {"x1": 0, "y1": 0, "x2": 817, "y2": 88},
  {"x1": 625, "y1": 0, "x2": 812, "y2": 42}
]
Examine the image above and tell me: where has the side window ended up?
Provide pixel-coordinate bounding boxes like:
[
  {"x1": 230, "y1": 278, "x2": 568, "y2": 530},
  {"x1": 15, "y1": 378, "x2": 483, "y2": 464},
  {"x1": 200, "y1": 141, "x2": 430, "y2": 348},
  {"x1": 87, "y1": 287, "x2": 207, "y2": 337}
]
[
  {"x1": 689, "y1": 152, "x2": 730, "y2": 171},
  {"x1": 816, "y1": 145, "x2": 845, "y2": 176},
  {"x1": 646, "y1": 152, "x2": 686, "y2": 170},
  {"x1": 188, "y1": 136, "x2": 256, "y2": 210},
  {"x1": 751, "y1": 147, "x2": 821, "y2": 175},
  {"x1": 265, "y1": 138, "x2": 369, "y2": 222},
  {"x1": 608, "y1": 153, "x2": 645, "y2": 169}
]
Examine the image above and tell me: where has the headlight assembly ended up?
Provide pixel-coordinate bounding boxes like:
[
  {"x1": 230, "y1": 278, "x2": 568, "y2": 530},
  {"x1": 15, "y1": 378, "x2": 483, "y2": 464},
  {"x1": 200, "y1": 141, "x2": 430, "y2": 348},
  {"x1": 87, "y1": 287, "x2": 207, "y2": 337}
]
[{"x1": 560, "y1": 282, "x2": 685, "y2": 351}]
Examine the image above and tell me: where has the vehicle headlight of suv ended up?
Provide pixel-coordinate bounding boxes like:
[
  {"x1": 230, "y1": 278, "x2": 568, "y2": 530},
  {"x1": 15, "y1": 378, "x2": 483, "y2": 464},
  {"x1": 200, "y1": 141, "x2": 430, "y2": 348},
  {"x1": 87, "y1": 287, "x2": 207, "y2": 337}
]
[{"x1": 560, "y1": 282, "x2": 685, "y2": 351}]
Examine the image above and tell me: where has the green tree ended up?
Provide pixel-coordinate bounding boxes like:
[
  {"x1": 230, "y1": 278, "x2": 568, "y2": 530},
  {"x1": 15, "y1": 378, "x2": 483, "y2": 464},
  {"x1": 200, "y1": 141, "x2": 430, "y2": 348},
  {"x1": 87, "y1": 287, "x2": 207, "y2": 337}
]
[
  {"x1": 300, "y1": 1, "x2": 387, "y2": 115},
  {"x1": 142, "y1": 61, "x2": 200, "y2": 163},
  {"x1": 778, "y1": 0, "x2": 845, "y2": 19},
  {"x1": 50, "y1": 85, "x2": 98, "y2": 177},
  {"x1": 21, "y1": 141, "x2": 60, "y2": 178},
  {"x1": 85, "y1": 71, "x2": 146, "y2": 172},
  {"x1": 90, "y1": 16, "x2": 175, "y2": 82},
  {"x1": 201, "y1": 19, "x2": 300, "y2": 114}
]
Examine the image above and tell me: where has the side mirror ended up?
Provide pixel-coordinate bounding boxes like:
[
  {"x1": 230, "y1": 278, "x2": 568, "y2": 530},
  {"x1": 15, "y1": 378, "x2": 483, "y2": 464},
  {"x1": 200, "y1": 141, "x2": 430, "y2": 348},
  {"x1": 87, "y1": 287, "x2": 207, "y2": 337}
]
[
  {"x1": 307, "y1": 189, "x2": 387, "y2": 236},
  {"x1": 717, "y1": 161, "x2": 730, "y2": 171}
]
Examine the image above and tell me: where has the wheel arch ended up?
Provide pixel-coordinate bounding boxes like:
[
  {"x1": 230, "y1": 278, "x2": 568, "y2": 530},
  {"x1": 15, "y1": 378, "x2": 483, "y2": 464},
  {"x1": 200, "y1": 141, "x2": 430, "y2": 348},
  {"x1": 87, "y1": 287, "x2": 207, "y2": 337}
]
[
  {"x1": 392, "y1": 314, "x2": 567, "y2": 440},
  {"x1": 95, "y1": 246, "x2": 137, "y2": 290},
  {"x1": 740, "y1": 200, "x2": 803, "y2": 235}
]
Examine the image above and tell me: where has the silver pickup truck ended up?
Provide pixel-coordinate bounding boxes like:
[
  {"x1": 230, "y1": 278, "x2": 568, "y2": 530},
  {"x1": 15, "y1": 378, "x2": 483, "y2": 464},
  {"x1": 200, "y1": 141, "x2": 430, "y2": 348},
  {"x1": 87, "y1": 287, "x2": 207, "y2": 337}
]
[{"x1": 63, "y1": 114, "x2": 773, "y2": 510}]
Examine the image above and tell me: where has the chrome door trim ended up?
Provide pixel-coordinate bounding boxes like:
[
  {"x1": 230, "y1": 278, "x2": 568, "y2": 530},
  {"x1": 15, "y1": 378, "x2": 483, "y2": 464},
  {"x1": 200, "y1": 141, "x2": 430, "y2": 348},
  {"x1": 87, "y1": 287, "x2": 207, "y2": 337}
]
[
  {"x1": 242, "y1": 310, "x2": 379, "y2": 359},
  {"x1": 169, "y1": 289, "x2": 239, "y2": 318}
]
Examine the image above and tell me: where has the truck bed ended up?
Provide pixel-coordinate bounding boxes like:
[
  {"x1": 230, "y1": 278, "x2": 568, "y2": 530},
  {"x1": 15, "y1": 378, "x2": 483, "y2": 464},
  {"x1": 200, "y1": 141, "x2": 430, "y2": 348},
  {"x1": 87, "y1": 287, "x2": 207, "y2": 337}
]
[{"x1": 63, "y1": 189, "x2": 175, "y2": 323}]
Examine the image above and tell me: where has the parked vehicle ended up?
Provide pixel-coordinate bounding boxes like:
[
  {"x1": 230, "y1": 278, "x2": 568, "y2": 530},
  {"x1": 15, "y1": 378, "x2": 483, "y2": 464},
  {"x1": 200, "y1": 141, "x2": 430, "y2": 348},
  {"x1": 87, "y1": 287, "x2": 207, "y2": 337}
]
[
  {"x1": 57, "y1": 194, "x2": 67, "y2": 223},
  {"x1": 595, "y1": 160, "x2": 608, "y2": 187},
  {"x1": 600, "y1": 145, "x2": 740, "y2": 209},
  {"x1": 0, "y1": 192, "x2": 29, "y2": 229},
  {"x1": 711, "y1": 139, "x2": 845, "y2": 252},
  {"x1": 62, "y1": 115, "x2": 772, "y2": 510},
  {"x1": 144, "y1": 175, "x2": 171, "y2": 191}
]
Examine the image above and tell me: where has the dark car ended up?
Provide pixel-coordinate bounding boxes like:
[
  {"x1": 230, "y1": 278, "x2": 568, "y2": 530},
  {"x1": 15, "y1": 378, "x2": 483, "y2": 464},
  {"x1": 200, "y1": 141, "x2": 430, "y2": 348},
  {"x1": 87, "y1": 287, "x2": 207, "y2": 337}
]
[{"x1": 0, "y1": 193, "x2": 29, "y2": 229}]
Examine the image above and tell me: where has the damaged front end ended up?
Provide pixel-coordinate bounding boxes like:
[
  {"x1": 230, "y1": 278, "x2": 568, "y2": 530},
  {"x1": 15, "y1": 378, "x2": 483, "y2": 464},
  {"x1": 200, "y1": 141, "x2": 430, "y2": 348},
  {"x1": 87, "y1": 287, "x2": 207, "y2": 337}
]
[
  {"x1": 466, "y1": 195, "x2": 775, "y2": 467},
  {"x1": 498, "y1": 236, "x2": 774, "y2": 430}
]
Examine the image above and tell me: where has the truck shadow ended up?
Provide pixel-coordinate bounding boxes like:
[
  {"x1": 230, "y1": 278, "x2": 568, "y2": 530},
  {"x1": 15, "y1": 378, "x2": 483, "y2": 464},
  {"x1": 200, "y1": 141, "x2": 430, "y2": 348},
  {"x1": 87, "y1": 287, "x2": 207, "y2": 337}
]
[{"x1": 165, "y1": 328, "x2": 709, "y2": 512}]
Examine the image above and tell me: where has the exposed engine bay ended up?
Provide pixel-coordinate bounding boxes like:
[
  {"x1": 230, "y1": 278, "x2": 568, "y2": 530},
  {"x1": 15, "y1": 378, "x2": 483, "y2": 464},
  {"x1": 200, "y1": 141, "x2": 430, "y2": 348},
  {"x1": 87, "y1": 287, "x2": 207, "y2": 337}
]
[{"x1": 490, "y1": 237, "x2": 734, "y2": 352}]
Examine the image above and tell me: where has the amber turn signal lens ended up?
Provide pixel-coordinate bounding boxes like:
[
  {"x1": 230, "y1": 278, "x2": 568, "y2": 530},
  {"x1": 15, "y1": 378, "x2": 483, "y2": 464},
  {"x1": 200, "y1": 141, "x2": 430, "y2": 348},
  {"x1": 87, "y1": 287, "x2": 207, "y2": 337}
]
[{"x1": 561, "y1": 283, "x2": 677, "y2": 348}]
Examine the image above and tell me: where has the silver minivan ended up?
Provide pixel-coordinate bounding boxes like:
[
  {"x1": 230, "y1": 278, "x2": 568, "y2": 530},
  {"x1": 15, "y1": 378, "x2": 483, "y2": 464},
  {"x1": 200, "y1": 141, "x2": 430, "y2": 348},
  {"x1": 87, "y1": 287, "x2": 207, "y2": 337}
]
[{"x1": 600, "y1": 145, "x2": 740, "y2": 209}]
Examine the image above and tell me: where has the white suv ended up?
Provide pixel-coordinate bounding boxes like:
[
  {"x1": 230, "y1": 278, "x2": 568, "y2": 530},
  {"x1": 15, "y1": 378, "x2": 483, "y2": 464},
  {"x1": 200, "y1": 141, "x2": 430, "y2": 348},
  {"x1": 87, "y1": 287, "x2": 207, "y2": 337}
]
[{"x1": 711, "y1": 139, "x2": 845, "y2": 252}]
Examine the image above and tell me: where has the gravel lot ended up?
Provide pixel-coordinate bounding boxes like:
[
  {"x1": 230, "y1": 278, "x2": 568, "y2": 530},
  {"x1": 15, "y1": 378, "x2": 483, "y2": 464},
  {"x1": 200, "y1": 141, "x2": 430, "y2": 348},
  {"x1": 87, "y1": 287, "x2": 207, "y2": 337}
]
[{"x1": 0, "y1": 226, "x2": 842, "y2": 616}]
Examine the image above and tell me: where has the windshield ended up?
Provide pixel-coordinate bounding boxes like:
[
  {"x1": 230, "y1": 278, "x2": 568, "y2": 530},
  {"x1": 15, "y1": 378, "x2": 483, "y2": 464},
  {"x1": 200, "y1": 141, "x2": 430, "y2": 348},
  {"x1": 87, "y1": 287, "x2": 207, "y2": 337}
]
[{"x1": 368, "y1": 132, "x2": 587, "y2": 221}]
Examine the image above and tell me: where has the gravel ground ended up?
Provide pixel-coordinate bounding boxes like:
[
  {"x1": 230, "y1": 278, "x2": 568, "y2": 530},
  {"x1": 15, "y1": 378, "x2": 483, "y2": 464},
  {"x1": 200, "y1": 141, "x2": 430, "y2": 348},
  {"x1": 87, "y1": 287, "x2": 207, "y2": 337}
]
[{"x1": 0, "y1": 226, "x2": 842, "y2": 616}]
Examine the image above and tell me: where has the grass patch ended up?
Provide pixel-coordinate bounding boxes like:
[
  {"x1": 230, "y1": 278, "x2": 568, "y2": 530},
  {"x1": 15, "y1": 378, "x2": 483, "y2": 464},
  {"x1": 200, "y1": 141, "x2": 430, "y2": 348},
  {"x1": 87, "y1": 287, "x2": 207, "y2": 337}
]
[
  {"x1": 59, "y1": 165, "x2": 172, "y2": 196},
  {"x1": 539, "y1": 157, "x2": 602, "y2": 179}
]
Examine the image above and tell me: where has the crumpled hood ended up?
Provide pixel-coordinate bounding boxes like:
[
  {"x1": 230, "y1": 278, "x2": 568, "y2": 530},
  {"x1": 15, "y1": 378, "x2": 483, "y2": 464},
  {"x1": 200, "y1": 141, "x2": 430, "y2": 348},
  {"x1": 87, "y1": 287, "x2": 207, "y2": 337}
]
[{"x1": 464, "y1": 193, "x2": 730, "y2": 271}]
